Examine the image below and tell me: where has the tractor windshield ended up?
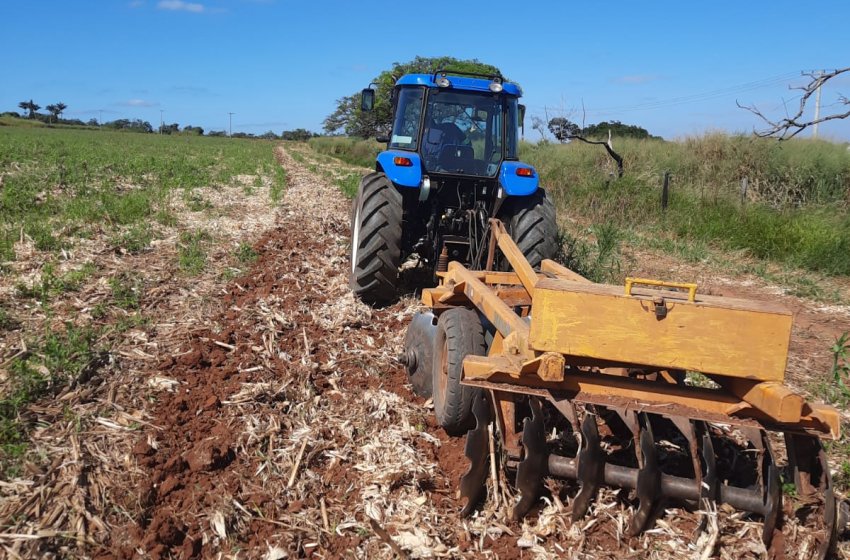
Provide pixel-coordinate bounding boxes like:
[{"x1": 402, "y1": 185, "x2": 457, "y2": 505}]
[
  {"x1": 421, "y1": 89, "x2": 513, "y2": 177},
  {"x1": 389, "y1": 88, "x2": 424, "y2": 150}
]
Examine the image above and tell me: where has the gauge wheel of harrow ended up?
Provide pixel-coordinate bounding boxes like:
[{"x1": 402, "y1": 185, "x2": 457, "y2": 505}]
[
  {"x1": 350, "y1": 172, "x2": 402, "y2": 306},
  {"x1": 499, "y1": 188, "x2": 558, "y2": 269},
  {"x1": 432, "y1": 307, "x2": 486, "y2": 436}
]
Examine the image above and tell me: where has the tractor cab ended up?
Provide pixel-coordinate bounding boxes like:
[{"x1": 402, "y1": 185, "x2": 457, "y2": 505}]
[{"x1": 362, "y1": 71, "x2": 528, "y2": 184}]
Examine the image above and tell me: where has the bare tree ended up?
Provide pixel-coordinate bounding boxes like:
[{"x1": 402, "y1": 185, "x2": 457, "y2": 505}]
[
  {"x1": 530, "y1": 116, "x2": 549, "y2": 141},
  {"x1": 738, "y1": 67, "x2": 850, "y2": 140},
  {"x1": 568, "y1": 131, "x2": 624, "y2": 178}
]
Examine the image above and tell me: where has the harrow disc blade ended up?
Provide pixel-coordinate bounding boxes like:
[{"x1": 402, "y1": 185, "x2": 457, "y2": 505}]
[
  {"x1": 572, "y1": 411, "x2": 604, "y2": 521},
  {"x1": 628, "y1": 416, "x2": 661, "y2": 537},
  {"x1": 512, "y1": 397, "x2": 547, "y2": 521},
  {"x1": 460, "y1": 392, "x2": 492, "y2": 517}
]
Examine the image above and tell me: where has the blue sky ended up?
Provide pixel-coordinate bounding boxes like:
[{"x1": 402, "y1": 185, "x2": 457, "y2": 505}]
[{"x1": 2, "y1": 0, "x2": 848, "y2": 140}]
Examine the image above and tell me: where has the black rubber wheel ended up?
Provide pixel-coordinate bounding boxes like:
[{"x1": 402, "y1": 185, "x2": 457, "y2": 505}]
[
  {"x1": 432, "y1": 307, "x2": 486, "y2": 436},
  {"x1": 499, "y1": 188, "x2": 558, "y2": 269},
  {"x1": 350, "y1": 172, "x2": 402, "y2": 305}
]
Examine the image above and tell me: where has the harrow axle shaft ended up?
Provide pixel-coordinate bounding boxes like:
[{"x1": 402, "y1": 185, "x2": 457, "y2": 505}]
[{"x1": 547, "y1": 454, "x2": 772, "y2": 515}]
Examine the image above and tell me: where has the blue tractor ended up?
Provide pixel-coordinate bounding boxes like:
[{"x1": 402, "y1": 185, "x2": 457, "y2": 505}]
[{"x1": 351, "y1": 70, "x2": 557, "y2": 305}]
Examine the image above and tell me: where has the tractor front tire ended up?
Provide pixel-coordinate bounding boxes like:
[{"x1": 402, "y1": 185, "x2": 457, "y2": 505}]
[
  {"x1": 432, "y1": 307, "x2": 486, "y2": 436},
  {"x1": 501, "y1": 188, "x2": 558, "y2": 269},
  {"x1": 350, "y1": 173, "x2": 402, "y2": 306}
]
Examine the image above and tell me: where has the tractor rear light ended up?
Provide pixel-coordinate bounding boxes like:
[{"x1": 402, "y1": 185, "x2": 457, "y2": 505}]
[
  {"x1": 489, "y1": 81, "x2": 503, "y2": 93},
  {"x1": 394, "y1": 156, "x2": 413, "y2": 167},
  {"x1": 516, "y1": 167, "x2": 534, "y2": 177}
]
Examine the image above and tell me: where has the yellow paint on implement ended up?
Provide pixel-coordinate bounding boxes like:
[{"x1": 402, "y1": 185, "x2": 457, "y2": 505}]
[
  {"x1": 492, "y1": 220, "x2": 539, "y2": 296},
  {"x1": 529, "y1": 278, "x2": 792, "y2": 381},
  {"x1": 420, "y1": 218, "x2": 838, "y2": 437}
]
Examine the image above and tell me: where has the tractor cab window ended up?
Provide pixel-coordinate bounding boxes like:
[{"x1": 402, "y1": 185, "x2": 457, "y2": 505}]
[
  {"x1": 422, "y1": 90, "x2": 503, "y2": 177},
  {"x1": 389, "y1": 88, "x2": 424, "y2": 150}
]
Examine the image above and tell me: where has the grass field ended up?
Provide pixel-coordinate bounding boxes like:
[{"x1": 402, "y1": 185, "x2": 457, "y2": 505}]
[
  {"x1": 0, "y1": 127, "x2": 285, "y2": 476},
  {"x1": 309, "y1": 134, "x2": 850, "y2": 281},
  {"x1": 523, "y1": 135, "x2": 850, "y2": 276},
  {"x1": 0, "y1": 127, "x2": 285, "y2": 262}
]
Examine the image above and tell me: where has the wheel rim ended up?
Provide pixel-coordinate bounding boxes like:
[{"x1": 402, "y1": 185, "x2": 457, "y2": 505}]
[{"x1": 351, "y1": 203, "x2": 361, "y2": 274}]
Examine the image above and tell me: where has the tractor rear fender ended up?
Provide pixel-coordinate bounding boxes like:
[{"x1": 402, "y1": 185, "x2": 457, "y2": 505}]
[
  {"x1": 499, "y1": 161, "x2": 539, "y2": 196},
  {"x1": 376, "y1": 150, "x2": 422, "y2": 188}
]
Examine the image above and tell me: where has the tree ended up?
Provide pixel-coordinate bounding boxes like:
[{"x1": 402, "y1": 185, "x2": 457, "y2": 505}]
[
  {"x1": 45, "y1": 102, "x2": 66, "y2": 124},
  {"x1": 568, "y1": 131, "x2": 624, "y2": 178},
  {"x1": 543, "y1": 112, "x2": 625, "y2": 177},
  {"x1": 582, "y1": 120, "x2": 655, "y2": 140},
  {"x1": 281, "y1": 128, "x2": 317, "y2": 141},
  {"x1": 547, "y1": 117, "x2": 581, "y2": 142},
  {"x1": 738, "y1": 67, "x2": 850, "y2": 140},
  {"x1": 18, "y1": 99, "x2": 39, "y2": 119},
  {"x1": 531, "y1": 116, "x2": 550, "y2": 142},
  {"x1": 105, "y1": 119, "x2": 153, "y2": 133},
  {"x1": 323, "y1": 56, "x2": 503, "y2": 138}
]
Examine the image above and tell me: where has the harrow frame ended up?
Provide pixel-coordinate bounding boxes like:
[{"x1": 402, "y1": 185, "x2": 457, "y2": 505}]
[{"x1": 414, "y1": 219, "x2": 845, "y2": 557}]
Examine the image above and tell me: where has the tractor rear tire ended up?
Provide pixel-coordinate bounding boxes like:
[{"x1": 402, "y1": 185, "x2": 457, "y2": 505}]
[
  {"x1": 432, "y1": 307, "x2": 486, "y2": 436},
  {"x1": 500, "y1": 188, "x2": 558, "y2": 269},
  {"x1": 350, "y1": 173, "x2": 402, "y2": 306}
]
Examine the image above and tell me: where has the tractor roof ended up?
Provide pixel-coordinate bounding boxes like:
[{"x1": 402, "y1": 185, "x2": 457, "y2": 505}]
[{"x1": 396, "y1": 73, "x2": 522, "y2": 96}]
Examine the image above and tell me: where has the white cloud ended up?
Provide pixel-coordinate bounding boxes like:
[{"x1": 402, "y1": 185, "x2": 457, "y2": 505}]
[
  {"x1": 129, "y1": 0, "x2": 145, "y2": 7},
  {"x1": 157, "y1": 0, "x2": 205, "y2": 12},
  {"x1": 121, "y1": 99, "x2": 159, "y2": 107}
]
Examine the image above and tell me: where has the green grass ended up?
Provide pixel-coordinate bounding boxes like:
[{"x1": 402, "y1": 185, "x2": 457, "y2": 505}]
[
  {"x1": 178, "y1": 229, "x2": 211, "y2": 274},
  {"x1": 335, "y1": 173, "x2": 361, "y2": 199},
  {"x1": 270, "y1": 165, "x2": 287, "y2": 203},
  {"x1": 235, "y1": 242, "x2": 259, "y2": 264},
  {"x1": 308, "y1": 136, "x2": 382, "y2": 168},
  {"x1": 111, "y1": 223, "x2": 154, "y2": 254},
  {"x1": 556, "y1": 223, "x2": 623, "y2": 283},
  {"x1": 15, "y1": 261, "x2": 96, "y2": 302},
  {"x1": 523, "y1": 135, "x2": 850, "y2": 276},
  {"x1": 0, "y1": 126, "x2": 283, "y2": 265},
  {"x1": 109, "y1": 272, "x2": 142, "y2": 309},
  {"x1": 1, "y1": 323, "x2": 98, "y2": 477}
]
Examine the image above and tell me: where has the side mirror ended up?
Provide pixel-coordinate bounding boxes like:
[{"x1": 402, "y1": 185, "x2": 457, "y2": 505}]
[
  {"x1": 518, "y1": 104, "x2": 526, "y2": 137},
  {"x1": 376, "y1": 134, "x2": 389, "y2": 143},
  {"x1": 361, "y1": 88, "x2": 375, "y2": 112}
]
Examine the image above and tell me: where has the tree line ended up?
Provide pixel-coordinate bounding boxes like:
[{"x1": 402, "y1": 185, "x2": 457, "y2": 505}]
[{"x1": 2, "y1": 101, "x2": 319, "y2": 141}]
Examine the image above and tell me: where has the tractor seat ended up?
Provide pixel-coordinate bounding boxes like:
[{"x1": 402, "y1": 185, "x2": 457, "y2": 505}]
[{"x1": 438, "y1": 144, "x2": 475, "y2": 173}]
